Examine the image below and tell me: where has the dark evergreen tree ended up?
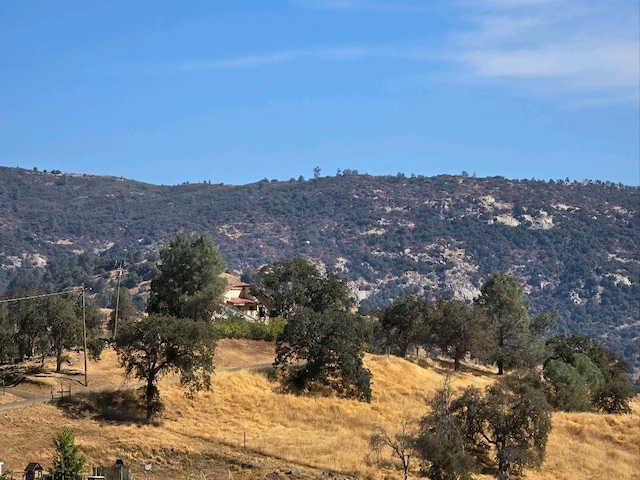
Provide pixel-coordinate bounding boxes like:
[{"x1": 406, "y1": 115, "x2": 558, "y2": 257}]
[
  {"x1": 50, "y1": 427, "x2": 86, "y2": 480},
  {"x1": 147, "y1": 235, "x2": 227, "y2": 321},
  {"x1": 474, "y1": 273, "x2": 553, "y2": 374}
]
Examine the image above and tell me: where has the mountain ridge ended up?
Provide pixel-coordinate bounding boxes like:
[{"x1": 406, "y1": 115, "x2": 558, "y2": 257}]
[{"x1": 0, "y1": 166, "x2": 638, "y2": 376}]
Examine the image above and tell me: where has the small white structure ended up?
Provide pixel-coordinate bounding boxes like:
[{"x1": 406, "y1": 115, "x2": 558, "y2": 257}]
[{"x1": 0, "y1": 461, "x2": 4, "y2": 475}]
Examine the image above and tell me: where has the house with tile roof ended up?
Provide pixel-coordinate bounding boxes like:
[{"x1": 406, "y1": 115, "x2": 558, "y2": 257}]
[{"x1": 223, "y1": 282, "x2": 269, "y2": 321}]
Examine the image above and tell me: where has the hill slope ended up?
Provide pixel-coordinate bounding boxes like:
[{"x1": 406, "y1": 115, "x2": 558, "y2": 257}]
[
  {"x1": 0, "y1": 341, "x2": 638, "y2": 479},
  {"x1": 0, "y1": 167, "x2": 638, "y2": 373}
]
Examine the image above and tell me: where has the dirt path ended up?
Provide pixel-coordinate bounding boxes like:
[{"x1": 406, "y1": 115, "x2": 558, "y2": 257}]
[
  {"x1": 0, "y1": 387, "x2": 51, "y2": 410},
  {"x1": 0, "y1": 364, "x2": 278, "y2": 410},
  {"x1": 0, "y1": 339, "x2": 277, "y2": 410}
]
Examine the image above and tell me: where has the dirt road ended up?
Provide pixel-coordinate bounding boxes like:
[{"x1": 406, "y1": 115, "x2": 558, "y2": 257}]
[{"x1": 0, "y1": 387, "x2": 51, "y2": 410}]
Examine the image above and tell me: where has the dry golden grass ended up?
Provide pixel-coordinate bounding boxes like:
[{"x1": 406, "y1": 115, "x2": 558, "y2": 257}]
[
  {"x1": 527, "y1": 408, "x2": 640, "y2": 480},
  {"x1": 215, "y1": 338, "x2": 275, "y2": 368},
  {"x1": 0, "y1": 342, "x2": 638, "y2": 480},
  {"x1": 0, "y1": 391, "x2": 21, "y2": 404}
]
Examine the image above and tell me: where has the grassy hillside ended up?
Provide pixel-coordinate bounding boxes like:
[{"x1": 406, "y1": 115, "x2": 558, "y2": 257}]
[{"x1": 0, "y1": 341, "x2": 638, "y2": 479}]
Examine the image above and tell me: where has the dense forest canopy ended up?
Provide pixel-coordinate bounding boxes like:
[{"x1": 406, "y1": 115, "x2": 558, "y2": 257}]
[{"x1": 0, "y1": 166, "x2": 637, "y2": 379}]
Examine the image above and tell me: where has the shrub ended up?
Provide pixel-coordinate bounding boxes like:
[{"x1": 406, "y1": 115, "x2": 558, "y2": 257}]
[{"x1": 213, "y1": 317, "x2": 286, "y2": 341}]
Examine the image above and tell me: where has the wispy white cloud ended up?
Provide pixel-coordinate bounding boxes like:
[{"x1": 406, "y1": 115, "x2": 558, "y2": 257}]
[
  {"x1": 460, "y1": 40, "x2": 638, "y2": 89},
  {"x1": 169, "y1": 0, "x2": 638, "y2": 107},
  {"x1": 180, "y1": 50, "x2": 306, "y2": 70},
  {"x1": 448, "y1": 0, "x2": 640, "y2": 104},
  {"x1": 177, "y1": 44, "x2": 430, "y2": 71}
]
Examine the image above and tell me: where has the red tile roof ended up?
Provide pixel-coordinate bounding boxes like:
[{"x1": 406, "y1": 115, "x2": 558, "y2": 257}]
[{"x1": 227, "y1": 297, "x2": 258, "y2": 305}]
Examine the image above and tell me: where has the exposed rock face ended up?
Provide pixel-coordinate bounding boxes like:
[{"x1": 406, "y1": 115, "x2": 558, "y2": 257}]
[
  {"x1": 523, "y1": 210, "x2": 554, "y2": 230},
  {"x1": 0, "y1": 167, "x2": 637, "y2": 375}
]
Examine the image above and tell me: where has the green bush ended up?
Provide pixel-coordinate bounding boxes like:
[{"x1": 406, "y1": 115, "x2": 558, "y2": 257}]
[{"x1": 213, "y1": 317, "x2": 286, "y2": 341}]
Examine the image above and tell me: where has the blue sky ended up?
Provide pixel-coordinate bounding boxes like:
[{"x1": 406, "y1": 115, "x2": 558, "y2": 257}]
[{"x1": 1, "y1": 0, "x2": 638, "y2": 186}]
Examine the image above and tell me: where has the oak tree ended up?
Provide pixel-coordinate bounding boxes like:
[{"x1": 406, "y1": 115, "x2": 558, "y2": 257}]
[
  {"x1": 370, "y1": 420, "x2": 419, "y2": 480},
  {"x1": 275, "y1": 307, "x2": 372, "y2": 401},
  {"x1": 0, "y1": 310, "x2": 17, "y2": 363},
  {"x1": 108, "y1": 286, "x2": 136, "y2": 335},
  {"x1": 258, "y1": 258, "x2": 353, "y2": 317},
  {"x1": 417, "y1": 378, "x2": 474, "y2": 480},
  {"x1": 545, "y1": 333, "x2": 635, "y2": 413},
  {"x1": 379, "y1": 294, "x2": 432, "y2": 358},
  {"x1": 10, "y1": 286, "x2": 48, "y2": 361},
  {"x1": 47, "y1": 295, "x2": 82, "y2": 373},
  {"x1": 114, "y1": 314, "x2": 217, "y2": 422},
  {"x1": 452, "y1": 374, "x2": 552, "y2": 480},
  {"x1": 429, "y1": 298, "x2": 481, "y2": 371}
]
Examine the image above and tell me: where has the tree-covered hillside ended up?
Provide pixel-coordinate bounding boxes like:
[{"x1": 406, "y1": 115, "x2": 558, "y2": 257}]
[{"x1": 0, "y1": 167, "x2": 637, "y2": 375}]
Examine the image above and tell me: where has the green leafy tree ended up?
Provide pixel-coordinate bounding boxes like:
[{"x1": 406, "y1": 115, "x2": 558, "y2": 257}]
[
  {"x1": 430, "y1": 298, "x2": 481, "y2": 371},
  {"x1": 417, "y1": 378, "x2": 474, "y2": 480},
  {"x1": 10, "y1": 288, "x2": 84, "y2": 369},
  {"x1": 545, "y1": 333, "x2": 634, "y2": 413},
  {"x1": 47, "y1": 295, "x2": 82, "y2": 372},
  {"x1": 0, "y1": 309, "x2": 17, "y2": 363},
  {"x1": 147, "y1": 235, "x2": 227, "y2": 321},
  {"x1": 379, "y1": 294, "x2": 432, "y2": 358},
  {"x1": 10, "y1": 286, "x2": 48, "y2": 361},
  {"x1": 258, "y1": 258, "x2": 351, "y2": 317},
  {"x1": 76, "y1": 298, "x2": 104, "y2": 332},
  {"x1": 51, "y1": 427, "x2": 86, "y2": 480},
  {"x1": 264, "y1": 259, "x2": 370, "y2": 400},
  {"x1": 543, "y1": 359, "x2": 593, "y2": 411},
  {"x1": 594, "y1": 374, "x2": 636, "y2": 414},
  {"x1": 474, "y1": 273, "x2": 552, "y2": 375},
  {"x1": 452, "y1": 374, "x2": 552, "y2": 480},
  {"x1": 114, "y1": 314, "x2": 217, "y2": 422},
  {"x1": 275, "y1": 307, "x2": 372, "y2": 401},
  {"x1": 309, "y1": 270, "x2": 355, "y2": 313}
]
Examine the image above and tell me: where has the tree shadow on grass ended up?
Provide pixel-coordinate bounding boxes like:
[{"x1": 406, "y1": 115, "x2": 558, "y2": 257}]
[
  {"x1": 416, "y1": 357, "x2": 496, "y2": 378},
  {"x1": 56, "y1": 388, "x2": 147, "y2": 424}
]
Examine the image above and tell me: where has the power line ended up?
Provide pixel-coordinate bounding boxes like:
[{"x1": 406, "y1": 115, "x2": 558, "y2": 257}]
[{"x1": 0, "y1": 288, "x2": 82, "y2": 304}]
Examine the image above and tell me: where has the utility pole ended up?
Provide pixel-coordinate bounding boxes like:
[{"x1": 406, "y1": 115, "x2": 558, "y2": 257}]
[
  {"x1": 82, "y1": 283, "x2": 88, "y2": 387},
  {"x1": 113, "y1": 266, "x2": 123, "y2": 340}
]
